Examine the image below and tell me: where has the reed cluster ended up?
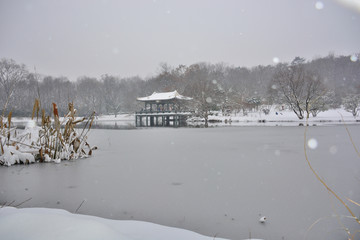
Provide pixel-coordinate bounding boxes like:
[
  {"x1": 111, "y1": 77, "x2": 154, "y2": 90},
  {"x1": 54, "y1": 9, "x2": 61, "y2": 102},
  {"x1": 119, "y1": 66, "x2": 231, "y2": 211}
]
[{"x1": 0, "y1": 99, "x2": 96, "y2": 166}]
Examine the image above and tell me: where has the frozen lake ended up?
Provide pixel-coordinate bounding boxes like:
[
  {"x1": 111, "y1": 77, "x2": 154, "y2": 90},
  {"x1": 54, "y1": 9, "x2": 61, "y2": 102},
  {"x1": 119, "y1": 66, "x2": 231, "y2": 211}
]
[{"x1": 1, "y1": 126, "x2": 360, "y2": 239}]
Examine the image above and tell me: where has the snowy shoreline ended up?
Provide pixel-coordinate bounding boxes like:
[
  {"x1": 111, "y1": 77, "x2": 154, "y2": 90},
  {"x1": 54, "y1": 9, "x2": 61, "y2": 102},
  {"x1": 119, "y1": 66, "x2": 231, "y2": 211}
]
[
  {"x1": 10, "y1": 108, "x2": 360, "y2": 128},
  {"x1": 0, "y1": 207, "x2": 234, "y2": 240},
  {"x1": 0, "y1": 207, "x2": 265, "y2": 240}
]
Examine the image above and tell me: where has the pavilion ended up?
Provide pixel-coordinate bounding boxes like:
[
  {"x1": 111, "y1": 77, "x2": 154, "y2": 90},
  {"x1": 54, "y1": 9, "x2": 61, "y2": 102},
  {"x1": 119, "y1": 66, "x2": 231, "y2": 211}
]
[{"x1": 135, "y1": 90, "x2": 193, "y2": 127}]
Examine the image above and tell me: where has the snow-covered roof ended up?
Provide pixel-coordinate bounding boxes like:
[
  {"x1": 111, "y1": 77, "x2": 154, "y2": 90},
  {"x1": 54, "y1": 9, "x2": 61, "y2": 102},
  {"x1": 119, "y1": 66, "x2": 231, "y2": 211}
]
[{"x1": 137, "y1": 90, "x2": 192, "y2": 102}]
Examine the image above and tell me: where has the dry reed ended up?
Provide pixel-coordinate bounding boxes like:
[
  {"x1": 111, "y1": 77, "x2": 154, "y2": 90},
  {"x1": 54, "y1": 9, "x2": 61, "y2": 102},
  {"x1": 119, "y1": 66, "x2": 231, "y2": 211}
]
[
  {"x1": 0, "y1": 99, "x2": 96, "y2": 165},
  {"x1": 304, "y1": 116, "x2": 360, "y2": 239}
]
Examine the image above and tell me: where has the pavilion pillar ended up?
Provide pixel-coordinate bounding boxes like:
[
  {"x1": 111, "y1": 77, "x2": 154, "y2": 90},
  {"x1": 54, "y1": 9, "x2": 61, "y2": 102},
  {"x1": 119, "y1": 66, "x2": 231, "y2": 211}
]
[{"x1": 150, "y1": 116, "x2": 154, "y2": 126}]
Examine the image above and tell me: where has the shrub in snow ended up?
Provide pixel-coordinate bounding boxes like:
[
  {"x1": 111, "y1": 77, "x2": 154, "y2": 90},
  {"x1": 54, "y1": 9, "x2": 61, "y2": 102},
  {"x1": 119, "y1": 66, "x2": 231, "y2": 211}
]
[
  {"x1": 0, "y1": 100, "x2": 96, "y2": 166},
  {"x1": 343, "y1": 94, "x2": 360, "y2": 118}
]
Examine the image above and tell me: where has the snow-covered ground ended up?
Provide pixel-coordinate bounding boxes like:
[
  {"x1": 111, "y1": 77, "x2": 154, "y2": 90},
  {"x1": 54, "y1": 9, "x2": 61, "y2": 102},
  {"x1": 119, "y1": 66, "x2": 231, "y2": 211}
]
[
  {"x1": 205, "y1": 108, "x2": 359, "y2": 126},
  {"x1": 0, "y1": 207, "x2": 233, "y2": 240}
]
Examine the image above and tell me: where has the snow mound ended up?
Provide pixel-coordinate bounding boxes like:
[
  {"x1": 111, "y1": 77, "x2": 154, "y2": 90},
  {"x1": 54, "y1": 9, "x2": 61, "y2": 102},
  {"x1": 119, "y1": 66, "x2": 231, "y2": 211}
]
[
  {"x1": 0, "y1": 207, "x2": 236, "y2": 240},
  {"x1": 0, "y1": 145, "x2": 35, "y2": 166}
]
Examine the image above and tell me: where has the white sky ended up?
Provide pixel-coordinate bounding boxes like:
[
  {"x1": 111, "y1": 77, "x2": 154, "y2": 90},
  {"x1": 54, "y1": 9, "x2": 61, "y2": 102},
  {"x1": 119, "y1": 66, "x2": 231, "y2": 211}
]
[{"x1": 0, "y1": 0, "x2": 359, "y2": 81}]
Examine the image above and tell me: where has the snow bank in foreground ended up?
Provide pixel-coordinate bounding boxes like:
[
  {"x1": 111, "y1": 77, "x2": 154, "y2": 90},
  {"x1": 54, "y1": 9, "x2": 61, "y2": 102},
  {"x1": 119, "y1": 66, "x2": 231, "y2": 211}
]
[{"x1": 0, "y1": 207, "x2": 248, "y2": 240}]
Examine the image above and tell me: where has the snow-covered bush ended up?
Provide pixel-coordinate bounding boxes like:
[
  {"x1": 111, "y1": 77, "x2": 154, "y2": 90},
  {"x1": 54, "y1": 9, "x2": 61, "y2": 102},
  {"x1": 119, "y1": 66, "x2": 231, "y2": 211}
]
[
  {"x1": 343, "y1": 94, "x2": 360, "y2": 118},
  {"x1": 0, "y1": 100, "x2": 96, "y2": 166}
]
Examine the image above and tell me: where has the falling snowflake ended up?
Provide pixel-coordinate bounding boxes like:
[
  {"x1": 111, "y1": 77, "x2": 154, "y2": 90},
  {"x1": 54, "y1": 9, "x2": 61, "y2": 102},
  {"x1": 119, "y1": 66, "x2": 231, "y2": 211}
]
[
  {"x1": 315, "y1": 1, "x2": 324, "y2": 10},
  {"x1": 272, "y1": 57, "x2": 280, "y2": 64},
  {"x1": 350, "y1": 54, "x2": 358, "y2": 62},
  {"x1": 308, "y1": 138, "x2": 318, "y2": 149},
  {"x1": 329, "y1": 145, "x2": 338, "y2": 154}
]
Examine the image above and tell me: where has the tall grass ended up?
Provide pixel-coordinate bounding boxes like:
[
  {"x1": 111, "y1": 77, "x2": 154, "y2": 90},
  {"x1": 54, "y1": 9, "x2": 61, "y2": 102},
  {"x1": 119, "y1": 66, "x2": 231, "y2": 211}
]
[{"x1": 0, "y1": 99, "x2": 96, "y2": 165}]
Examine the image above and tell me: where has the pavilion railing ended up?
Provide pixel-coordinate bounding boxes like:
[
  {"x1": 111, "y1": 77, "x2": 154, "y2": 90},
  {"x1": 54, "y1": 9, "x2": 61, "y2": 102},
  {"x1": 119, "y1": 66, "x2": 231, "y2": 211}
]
[{"x1": 135, "y1": 110, "x2": 195, "y2": 115}]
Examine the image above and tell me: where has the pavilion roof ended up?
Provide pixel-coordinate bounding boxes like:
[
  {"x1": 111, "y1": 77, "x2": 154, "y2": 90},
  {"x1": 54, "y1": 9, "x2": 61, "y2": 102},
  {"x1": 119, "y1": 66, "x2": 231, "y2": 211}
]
[{"x1": 137, "y1": 90, "x2": 192, "y2": 102}]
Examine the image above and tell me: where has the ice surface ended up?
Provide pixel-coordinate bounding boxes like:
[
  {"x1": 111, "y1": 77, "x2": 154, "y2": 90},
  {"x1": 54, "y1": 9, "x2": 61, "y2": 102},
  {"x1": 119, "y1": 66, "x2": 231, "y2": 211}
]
[{"x1": 1, "y1": 126, "x2": 359, "y2": 239}]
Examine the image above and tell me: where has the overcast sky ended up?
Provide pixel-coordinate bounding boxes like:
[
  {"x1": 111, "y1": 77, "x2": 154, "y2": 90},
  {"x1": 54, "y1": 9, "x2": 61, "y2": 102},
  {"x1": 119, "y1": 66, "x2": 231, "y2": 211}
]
[{"x1": 0, "y1": 0, "x2": 359, "y2": 81}]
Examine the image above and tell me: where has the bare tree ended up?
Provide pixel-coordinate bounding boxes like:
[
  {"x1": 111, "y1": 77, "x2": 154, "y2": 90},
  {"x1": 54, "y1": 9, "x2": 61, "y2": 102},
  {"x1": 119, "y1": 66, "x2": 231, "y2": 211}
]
[
  {"x1": 0, "y1": 58, "x2": 28, "y2": 116},
  {"x1": 183, "y1": 63, "x2": 225, "y2": 127},
  {"x1": 303, "y1": 72, "x2": 327, "y2": 118},
  {"x1": 38, "y1": 76, "x2": 75, "y2": 115},
  {"x1": 270, "y1": 57, "x2": 327, "y2": 119},
  {"x1": 271, "y1": 62, "x2": 305, "y2": 119},
  {"x1": 101, "y1": 75, "x2": 123, "y2": 117},
  {"x1": 76, "y1": 76, "x2": 103, "y2": 115},
  {"x1": 118, "y1": 77, "x2": 145, "y2": 112}
]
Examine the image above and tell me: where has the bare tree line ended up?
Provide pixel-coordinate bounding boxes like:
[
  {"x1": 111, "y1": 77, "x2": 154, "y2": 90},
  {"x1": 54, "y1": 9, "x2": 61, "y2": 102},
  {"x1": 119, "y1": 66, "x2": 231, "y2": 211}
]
[{"x1": 0, "y1": 54, "x2": 359, "y2": 119}]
